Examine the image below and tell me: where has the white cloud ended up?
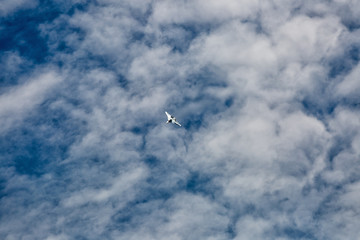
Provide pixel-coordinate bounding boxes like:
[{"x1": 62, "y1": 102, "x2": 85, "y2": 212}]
[
  {"x1": 0, "y1": 0, "x2": 38, "y2": 17},
  {"x1": 336, "y1": 62, "x2": 360, "y2": 98},
  {"x1": 111, "y1": 193, "x2": 230, "y2": 240},
  {"x1": 272, "y1": 15, "x2": 344, "y2": 64},
  {"x1": 0, "y1": 52, "x2": 31, "y2": 85},
  {"x1": 62, "y1": 167, "x2": 147, "y2": 207},
  {"x1": 45, "y1": 234, "x2": 69, "y2": 240},
  {"x1": 0, "y1": 70, "x2": 62, "y2": 133},
  {"x1": 234, "y1": 216, "x2": 272, "y2": 240},
  {"x1": 151, "y1": 0, "x2": 260, "y2": 25}
]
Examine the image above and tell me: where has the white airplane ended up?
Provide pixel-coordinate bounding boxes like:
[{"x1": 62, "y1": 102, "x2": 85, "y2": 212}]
[{"x1": 165, "y1": 111, "x2": 181, "y2": 127}]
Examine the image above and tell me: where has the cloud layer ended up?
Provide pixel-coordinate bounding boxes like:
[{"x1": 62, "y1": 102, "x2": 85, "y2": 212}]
[{"x1": 1, "y1": 0, "x2": 360, "y2": 239}]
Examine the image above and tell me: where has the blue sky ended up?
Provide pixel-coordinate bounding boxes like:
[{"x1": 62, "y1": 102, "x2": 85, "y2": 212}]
[{"x1": 1, "y1": 0, "x2": 360, "y2": 239}]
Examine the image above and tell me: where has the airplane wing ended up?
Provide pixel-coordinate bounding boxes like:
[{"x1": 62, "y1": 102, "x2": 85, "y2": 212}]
[
  {"x1": 174, "y1": 121, "x2": 181, "y2": 127},
  {"x1": 165, "y1": 111, "x2": 171, "y2": 120}
]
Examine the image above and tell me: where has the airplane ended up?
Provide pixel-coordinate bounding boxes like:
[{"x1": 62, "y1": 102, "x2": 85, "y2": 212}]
[{"x1": 165, "y1": 111, "x2": 181, "y2": 127}]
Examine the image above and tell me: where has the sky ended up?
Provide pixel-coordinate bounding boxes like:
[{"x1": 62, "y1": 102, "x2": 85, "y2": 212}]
[{"x1": 0, "y1": 0, "x2": 360, "y2": 239}]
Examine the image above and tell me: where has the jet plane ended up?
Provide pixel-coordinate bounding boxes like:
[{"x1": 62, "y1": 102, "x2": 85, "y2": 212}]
[{"x1": 165, "y1": 111, "x2": 181, "y2": 127}]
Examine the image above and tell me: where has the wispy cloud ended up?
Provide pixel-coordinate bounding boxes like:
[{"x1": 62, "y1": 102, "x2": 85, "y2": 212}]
[
  {"x1": 0, "y1": 70, "x2": 62, "y2": 133},
  {"x1": 0, "y1": 0, "x2": 38, "y2": 17}
]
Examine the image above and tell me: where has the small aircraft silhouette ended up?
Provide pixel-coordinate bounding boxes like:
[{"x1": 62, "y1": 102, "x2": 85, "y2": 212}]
[{"x1": 165, "y1": 111, "x2": 181, "y2": 127}]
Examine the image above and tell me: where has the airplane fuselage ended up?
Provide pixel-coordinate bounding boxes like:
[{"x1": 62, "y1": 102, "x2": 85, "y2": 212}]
[{"x1": 165, "y1": 111, "x2": 181, "y2": 126}]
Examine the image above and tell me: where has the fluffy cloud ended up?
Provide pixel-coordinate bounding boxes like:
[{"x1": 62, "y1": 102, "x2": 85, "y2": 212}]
[{"x1": 336, "y1": 62, "x2": 360, "y2": 99}]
